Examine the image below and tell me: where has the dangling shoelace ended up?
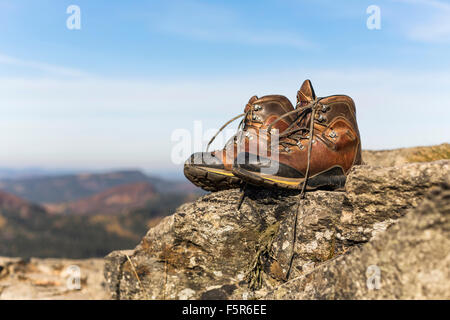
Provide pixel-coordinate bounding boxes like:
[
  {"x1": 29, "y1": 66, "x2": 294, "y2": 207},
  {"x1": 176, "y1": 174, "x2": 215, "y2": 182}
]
[
  {"x1": 203, "y1": 101, "x2": 262, "y2": 211},
  {"x1": 206, "y1": 106, "x2": 259, "y2": 152},
  {"x1": 267, "y1": 98, "x2": 322, "y2": 281}
]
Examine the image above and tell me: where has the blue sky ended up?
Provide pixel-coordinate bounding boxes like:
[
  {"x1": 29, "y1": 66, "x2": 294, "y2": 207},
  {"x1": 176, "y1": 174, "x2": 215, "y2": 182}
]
[{"x1": 0, "y1": 0, "x2": 449, "y2": 177}]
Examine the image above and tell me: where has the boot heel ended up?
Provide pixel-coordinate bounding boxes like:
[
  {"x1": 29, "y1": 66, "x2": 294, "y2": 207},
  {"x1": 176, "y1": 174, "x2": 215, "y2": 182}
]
[{"x1": 306, "y1": 167, "x2": 347, "y2": 190}]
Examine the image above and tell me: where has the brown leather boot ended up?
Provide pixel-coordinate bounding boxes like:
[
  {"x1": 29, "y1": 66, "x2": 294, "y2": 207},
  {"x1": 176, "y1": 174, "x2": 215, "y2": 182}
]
[
  {"x1": 184, "y1": 95, "x2": 296, "y2": 191},
  {"x1": 232, "y1": 80, "x2": 362, "y2": 191}
]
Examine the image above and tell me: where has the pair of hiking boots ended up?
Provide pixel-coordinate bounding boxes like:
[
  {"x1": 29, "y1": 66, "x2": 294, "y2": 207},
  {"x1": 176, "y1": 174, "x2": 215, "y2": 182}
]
[{"x1": 184, "y1": 80, "x2": 362, "y2": 194}]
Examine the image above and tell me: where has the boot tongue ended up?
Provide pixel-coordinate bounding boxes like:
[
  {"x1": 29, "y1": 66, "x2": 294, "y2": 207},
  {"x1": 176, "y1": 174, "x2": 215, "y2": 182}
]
[
  {"x1": 296, "y1": 79, "x2": 316, "y2": 107},
  {"x1": 290, "y1": 80, "x2": 317, "y2": 136}
]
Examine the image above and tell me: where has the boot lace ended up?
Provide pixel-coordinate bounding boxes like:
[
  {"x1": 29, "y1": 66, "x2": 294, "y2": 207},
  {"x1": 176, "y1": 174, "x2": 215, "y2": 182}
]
[
  {"x1": 206, "y1": 102, "x2": 262, "y2": 152},
  {"x1": 267, "y1": 98, "x2": 323, "y2": 197},
  {"x1": 270, "y1": 98, "x2": 324, "y2": 281}
]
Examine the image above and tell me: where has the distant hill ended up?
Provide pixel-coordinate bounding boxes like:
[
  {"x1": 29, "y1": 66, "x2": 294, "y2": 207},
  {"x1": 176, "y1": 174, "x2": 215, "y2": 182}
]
[
  {"x1": 0, "y1": 169, "x2": 203, "y2": 258},
  {"x1": 0, "y1": 188, "x2": 200, "y2": 258},
  {"x1": 0, "y1": 190, "x2": 47, "y2": 220},
  {"x1": 0, "y1": 170, "x2": 201, "y2": 203},
  {"x1": 44, "y1": 182, "x2": 158, "y2": 215},
  {"x1": 0, "y1": 168, "x2": 76, "y2": 180}
]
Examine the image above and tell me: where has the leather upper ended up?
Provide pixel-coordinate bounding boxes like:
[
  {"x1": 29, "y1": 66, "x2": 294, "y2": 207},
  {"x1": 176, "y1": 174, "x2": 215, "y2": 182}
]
[
  {"x1": 236, "y1": 81, "x2": 362, "y2": 177},
  {"x1": 213, "y1": 95, "x2": 295, "y2": 170}
]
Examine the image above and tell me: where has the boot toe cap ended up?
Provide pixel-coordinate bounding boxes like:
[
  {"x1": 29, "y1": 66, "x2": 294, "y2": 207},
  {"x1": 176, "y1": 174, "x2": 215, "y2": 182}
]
[
  {"x1": 234, "y1": 152, "x2": 304, "y2": 178},
  {"x1": 185, "y1": 152, "x2": 225, "y2": 169}
]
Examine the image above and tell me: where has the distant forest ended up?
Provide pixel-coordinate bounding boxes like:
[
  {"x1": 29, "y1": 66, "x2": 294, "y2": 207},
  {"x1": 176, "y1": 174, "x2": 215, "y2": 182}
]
[{"x1": 0, "y1": 192, "x2": 197, "y2": 258}]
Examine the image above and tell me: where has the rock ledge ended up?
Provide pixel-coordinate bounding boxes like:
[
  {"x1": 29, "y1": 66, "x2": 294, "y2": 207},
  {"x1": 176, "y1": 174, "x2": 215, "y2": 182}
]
[{"x1": 104, "y1": 159, "x2": 449, "y2": 300}]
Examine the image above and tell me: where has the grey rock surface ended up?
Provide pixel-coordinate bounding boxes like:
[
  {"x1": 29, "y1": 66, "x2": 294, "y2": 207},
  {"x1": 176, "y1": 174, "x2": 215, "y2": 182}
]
[
  {"x1": 265, "y1": 182, "x2": 450, "y2": 299},
  {"x1": 362, "y1": 143, "x2": 449, "y2": 167},
  {"x1": 104, "y1": 159, "x2": 449, "y2": 300}
]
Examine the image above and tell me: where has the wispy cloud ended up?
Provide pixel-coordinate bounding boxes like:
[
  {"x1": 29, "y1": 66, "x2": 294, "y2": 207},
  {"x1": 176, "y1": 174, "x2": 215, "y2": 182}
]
[
  {"x1": 397, "y1": 0, "x2": 450, "y2": 10},
  {"x1": 0, "y1": 53, "x2": 89, "y2": 77},
  {"x1": 150, "y1": 0, "x2": 312, "y2": 49},
  {"x1": 1, "y1": 67, "x2": 449, "y2": 170},
  {"x1": 396, "y1": 0, "x2": 450, "y2": 43}
]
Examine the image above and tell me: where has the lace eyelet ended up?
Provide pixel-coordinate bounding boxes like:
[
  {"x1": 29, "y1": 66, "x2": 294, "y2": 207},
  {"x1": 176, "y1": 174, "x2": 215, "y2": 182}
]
[{"x1": 253, "y1": 104, "x2": 262, "y2": 111}]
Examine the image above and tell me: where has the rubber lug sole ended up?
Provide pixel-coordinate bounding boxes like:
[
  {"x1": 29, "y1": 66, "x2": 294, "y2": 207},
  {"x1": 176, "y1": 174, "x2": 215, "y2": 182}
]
[
  {"x1": 184, "y1": 165, "x2": 243, "y2": 192},
  {"x1": 232, "y1": 167, "x2": 346, "y2": 191}
]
